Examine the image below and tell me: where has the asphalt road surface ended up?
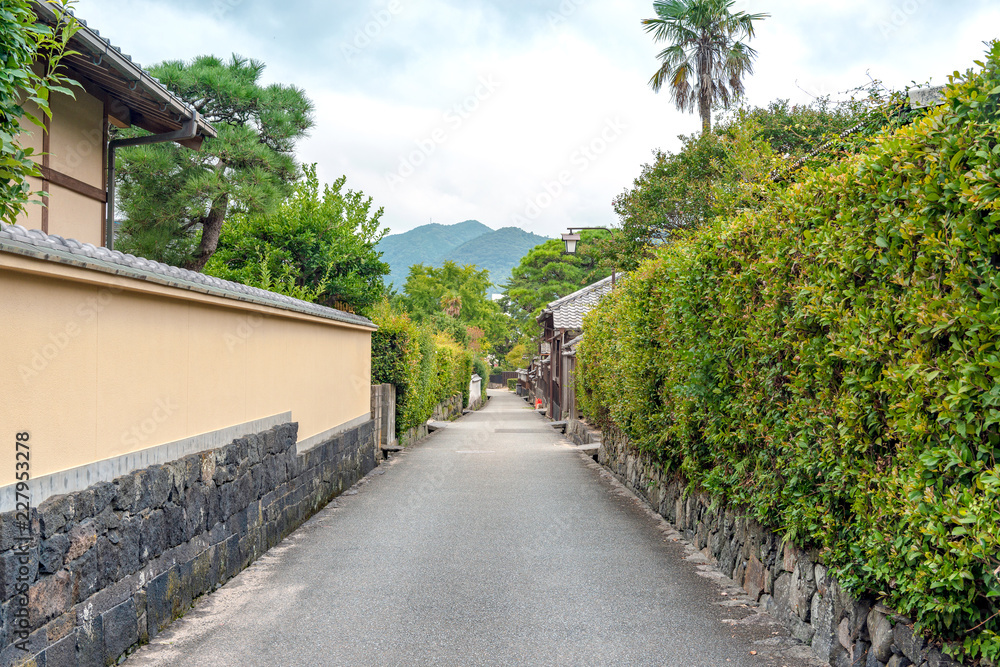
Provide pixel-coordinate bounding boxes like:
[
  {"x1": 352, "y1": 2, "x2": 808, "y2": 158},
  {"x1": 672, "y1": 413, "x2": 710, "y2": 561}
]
[{"x1": 125, "y1": 390, "x2": 824, "y2": 667}]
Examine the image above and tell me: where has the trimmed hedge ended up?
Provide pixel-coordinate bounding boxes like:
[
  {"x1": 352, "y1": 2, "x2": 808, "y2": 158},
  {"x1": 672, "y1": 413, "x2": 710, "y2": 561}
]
[
  {"x1": 579, "y1": 45, "x2": 1000, "y2": 662},
  {"x1": 473, "y1": 357, "x2": 490, "y2": 402},
  {"x1": 370, "y1": 302, "x2": 479, "y2": 436}
]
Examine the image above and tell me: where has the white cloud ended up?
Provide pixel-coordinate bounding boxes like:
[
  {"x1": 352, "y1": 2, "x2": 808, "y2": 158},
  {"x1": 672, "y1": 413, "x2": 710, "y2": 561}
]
[{"x1": 75, "y1": 0, "x2": 998, "y2": 239}]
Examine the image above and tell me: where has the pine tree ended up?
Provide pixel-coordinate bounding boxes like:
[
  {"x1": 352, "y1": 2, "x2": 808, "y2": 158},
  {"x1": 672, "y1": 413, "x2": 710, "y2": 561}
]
[{"x1": 114, "y1": 55, "x2": 313, "y2": 270}]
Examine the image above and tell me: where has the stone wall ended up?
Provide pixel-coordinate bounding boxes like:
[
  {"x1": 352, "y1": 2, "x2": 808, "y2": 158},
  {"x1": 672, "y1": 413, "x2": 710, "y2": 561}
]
[
  {"x1": 565, "y1": 418, "x2": 601, "y2": 447},
  {"x1": 0, "y1": 419, "x2": 377, "y2": 667},
  {"x1": 599, "y1": 424, "x2": 963, "y2": 667},
  {"x1": 432, "y1": 395, "x2": 464, "y2": 422},
  {"x1": 400, "y1": 394, "x2": 465, "y2": 448}
]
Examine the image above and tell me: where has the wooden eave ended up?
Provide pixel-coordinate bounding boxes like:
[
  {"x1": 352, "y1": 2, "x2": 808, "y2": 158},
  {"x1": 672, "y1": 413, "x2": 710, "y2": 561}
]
[{"x1": 32, "y1": 2, "x2": 216, "y2": 147}]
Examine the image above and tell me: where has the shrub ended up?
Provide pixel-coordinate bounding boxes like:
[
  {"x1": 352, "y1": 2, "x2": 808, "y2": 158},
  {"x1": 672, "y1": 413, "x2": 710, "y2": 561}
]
[
  {"x1": 370, "y1": 301, "x2": 476, "y2": 434},
  {"x1": 473, "y1": 357, "x2": 490, "y2": 401},
  {"x1": 579, "y1": 44, "x2": 1000, "y2": 662},
  {"x1": 507, "y1": 378, "x2": 516, "y2": 392}
]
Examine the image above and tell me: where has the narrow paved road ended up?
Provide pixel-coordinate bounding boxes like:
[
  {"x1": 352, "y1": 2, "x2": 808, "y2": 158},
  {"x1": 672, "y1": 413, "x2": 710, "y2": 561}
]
[{"x1": 126, "y1": 391, "x2": 822, "y2": 667}]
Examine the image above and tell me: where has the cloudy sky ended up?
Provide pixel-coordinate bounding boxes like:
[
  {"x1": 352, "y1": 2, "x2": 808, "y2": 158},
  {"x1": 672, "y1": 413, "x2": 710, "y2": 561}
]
[{"x1": 76, "y1": 0, "x2": 998, "y2": 239}]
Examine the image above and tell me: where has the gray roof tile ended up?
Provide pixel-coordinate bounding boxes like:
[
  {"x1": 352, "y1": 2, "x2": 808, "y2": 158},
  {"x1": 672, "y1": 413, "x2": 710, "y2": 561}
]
[
  {"x1": 0, "y1": 223, "x2": 376, "y2": 329},
  {"x1": 539, "y1": 275, "x2": 614, "y2": 330}
]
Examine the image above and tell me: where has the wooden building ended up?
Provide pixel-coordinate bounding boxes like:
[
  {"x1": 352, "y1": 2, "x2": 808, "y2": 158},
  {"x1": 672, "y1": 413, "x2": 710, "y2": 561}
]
[
  {"x1": 535, "y1": 276, "x2": 614, "y2": 420},
  {"x1": 15, "y1": 2, "x2": 216, "y2": 248}
]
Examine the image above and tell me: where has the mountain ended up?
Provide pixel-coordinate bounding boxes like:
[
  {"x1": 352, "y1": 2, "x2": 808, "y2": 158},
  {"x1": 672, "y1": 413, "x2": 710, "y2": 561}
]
[
  {"x1": 446, "y1": 227, "x2": 550, "y2": 288},
  {"x1": 378, "y1": 220, "x2": 549, "y2": 289}
]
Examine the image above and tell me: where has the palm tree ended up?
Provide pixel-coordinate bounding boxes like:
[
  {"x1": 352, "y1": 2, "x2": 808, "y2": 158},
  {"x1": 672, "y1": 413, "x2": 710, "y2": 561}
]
[{"x1": 643, "y1": 0, "x2": 768, "y2": 133}]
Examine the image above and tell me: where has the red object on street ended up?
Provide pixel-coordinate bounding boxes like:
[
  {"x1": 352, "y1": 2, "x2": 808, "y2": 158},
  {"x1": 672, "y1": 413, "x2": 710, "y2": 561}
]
[{"x1": 535, "y1": 399, "x2": 542, "y2": 408}]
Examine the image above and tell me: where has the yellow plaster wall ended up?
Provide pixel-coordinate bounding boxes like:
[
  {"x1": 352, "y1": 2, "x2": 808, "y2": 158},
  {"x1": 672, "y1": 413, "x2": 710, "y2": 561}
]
[
  {"x1": 14, "y1": 90, "x2": 106, "y2": 246},
  {"x1": 0, "y1": 253, "x2": 373, "y2": 486},
  {"x1": 48, "y1": 89, "x2": 104, "y2": 188},
  {"x1": 47, "y1": 187, "x2": 104, "y2": 246}
]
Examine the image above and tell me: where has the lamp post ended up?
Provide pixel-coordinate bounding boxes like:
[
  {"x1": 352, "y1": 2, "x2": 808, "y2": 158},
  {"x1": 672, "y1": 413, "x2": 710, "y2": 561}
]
[
  {"x1": 561, "y1": 226, "x2": 616, "y2": 285},
  {"x1": 561, "y1": 227, "x2": 609, "y2": 254}
]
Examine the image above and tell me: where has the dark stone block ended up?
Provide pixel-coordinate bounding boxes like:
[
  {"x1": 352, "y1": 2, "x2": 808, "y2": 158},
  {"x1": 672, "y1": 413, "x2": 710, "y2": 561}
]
[
  {"x1": 38, "y1": 495, "x2": 74, "y2": 539},
  {"x1": 75, "y1": 613, "x2": 104, "y2": 667},
  {"x1": 0, "y1": 511, "x2": 22, "y2": 553},
  {"x1": 96, "y1": 536, "x2": 120, "y2": 589},
  {"x1": 163, "y1": 503, "x2": 185, "y2": 549},
  {"x1": 178, "y1": 453, "x2": 201, "y2": 488},
  {"x1": 91, "y1": 483, "x2": 116, "y2": 518},
  {"x1": 188, "y1": 549, "x2": 213, "y2": 601},
  {"x1": 218, "y1": 483, "x2": 234, "y2": 522},
  {"x1": 68, "y1": 549, "x2": 98, "y2": 605},
  {"x1": 245, "y1": 434, "x2": 263, "y2": 466},
  {"x1": 39, "y1": 534, "x2": 70, "y2": 575},
  {"x1": 224, "y1": 536, "x2": 241, "y2": 582},
  {"x1": 145, "y1": 567, "x2": 179, "y2": 638},
  {"x1": 212, "y1": 462, "x2": 233, "y2": 486},
  {"x1": 139, "y1": 510, "x2": 167, "y2": 563},
  {"x1": 183, "y1": 486, "x2": 208, "y2": 540},
  {"x1": 101, "y1": 598, "x2": 138, "y2": 664},
  {"x1": 73, "y1": 489, "x2": 96, "y2": 524},
  {"x1": 117, "y1": 516, "x2": 142, "y2": 576},
  {"x1": 28, "y1": 570, "x2": 73, "y2": 630},
  {"x1": 44, "y1": 611, "x2": 75, "y2": 648},
  {"x1": 0, "y1": 626, "x2": 47, "y2": 667},
  {"x1": 866, "y1": 641, "x2": 882, "y2": 667},
  {"x1": 95, "y1": 506, "x2": 119, "y2": 535},
  {"x1": 1, "y1": 544, "x2": 38, "y2": 601},
  {"x1": 250, "y1": 466, "x2": 265, "y2": 501},
  {"x1": 39, "y1": 629, "x2": 76, "y2": 667},
  {"x1": 65, "y1": 521, "x2": 98, "y2": 565},
  {"x1": 207, "y1": 522, "x2": 226, "y2": 547},
  {"x1": 161, "y1": 461, "x2": 185, "y2": 505},
  {"x1": 853, "y1": 640, "x2": 870, "y2": 667},
  {"x1": 893, "y1": 622, "x2": 926, "y2": 664},
  {"x1": 115, "y1": 470, "x2": 152, "y2": 514},
  {"x1": 925, "y1": 648, "x2": 961, "y2": 666},
  {"x1": 174, "y1": 560, "x2": 194, "y2": 619},
  {"x1": 263, "y1": 429, "x2": 280, "y2": 455},
  {"x1": 225, "y1": 440, "x2": 243, "y2": 467},
  {"x1": 147, "y1": 466, "x2": 172, "y2": 509}
]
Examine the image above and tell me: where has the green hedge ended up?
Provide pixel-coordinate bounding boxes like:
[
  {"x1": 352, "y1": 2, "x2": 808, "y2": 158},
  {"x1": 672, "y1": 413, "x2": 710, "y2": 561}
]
[
  {"x1": 579, "y1": 45, "x2": 1000, "y2": 662},
  {"x1": 473, "y1": 357, "x2": 490, "y2": 402},
  {"x1": 370, "y1": 303, "x2": 480, "y2": 435}
]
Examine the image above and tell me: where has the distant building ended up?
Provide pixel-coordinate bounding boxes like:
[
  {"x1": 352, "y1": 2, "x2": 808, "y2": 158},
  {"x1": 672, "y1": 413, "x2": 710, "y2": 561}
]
[{"x1": 534, "y1": 275, "x2": 614, "y2": 420}]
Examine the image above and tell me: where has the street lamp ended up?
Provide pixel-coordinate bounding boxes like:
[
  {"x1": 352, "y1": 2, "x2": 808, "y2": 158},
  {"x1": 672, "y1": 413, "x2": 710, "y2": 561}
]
[
  {"x1": 561, "y1": 232, "x2": 580, "y2": 254},
  {"x1": 561, "y1": 226, "x2": 609, "y2": 254},
  {"x1": 561, "y1": 226, "x2": 617, "y2": 286}
]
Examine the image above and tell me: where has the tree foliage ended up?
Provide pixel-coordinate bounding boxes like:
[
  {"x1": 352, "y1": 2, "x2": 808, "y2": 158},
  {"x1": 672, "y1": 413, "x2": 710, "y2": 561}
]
[
  {"x1": 604, "y1": 92, "x2": 912, "y2": 271},
  {"x1": 642, "y1": 0, "x2": 768, "y2": 132},
  {"x1": 580, "y1": 44, "x2": 1000, "y2": 662},
  {"x1": 369, "y1": 300, "x2": 475, "y2": 436},
  {"x1": 401, "y1": 260, "x2": 512, "y2": 357},
  {"x1": 115, "y1": 54, "x2": 313, "y2": 270},
  {"x1": 203, "y1": 164, "x2": 388, "y2": 313},
  {"x1": 1, "y1": 0, "x2": 79, "y2": 222}
]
